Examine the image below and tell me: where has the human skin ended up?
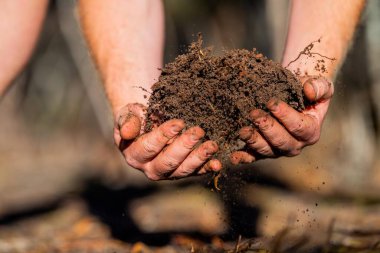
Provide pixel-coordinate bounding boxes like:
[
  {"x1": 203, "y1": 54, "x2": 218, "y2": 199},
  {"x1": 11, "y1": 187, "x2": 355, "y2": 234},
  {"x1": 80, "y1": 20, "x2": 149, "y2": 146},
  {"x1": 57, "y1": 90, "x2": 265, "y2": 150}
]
[
  {"x1": 78, "y1": 0, "x2": 222, "y2": 180},
  {"x1": 0, "y1": 0, "x2": 48, "y2": 96},
  {"x1": 230, "y1": 0, "x2": 366, "y2": 164},
  {"x1": 79, "y1": 0, "x2": 365, "y2": 180}
]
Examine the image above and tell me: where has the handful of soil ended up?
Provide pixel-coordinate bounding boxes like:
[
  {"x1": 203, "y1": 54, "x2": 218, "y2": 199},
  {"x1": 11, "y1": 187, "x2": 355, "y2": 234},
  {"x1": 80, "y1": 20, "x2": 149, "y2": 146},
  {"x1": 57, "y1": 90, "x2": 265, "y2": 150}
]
[{"x1": 145, "y1": 35, "x2": 304, "y2": 159}]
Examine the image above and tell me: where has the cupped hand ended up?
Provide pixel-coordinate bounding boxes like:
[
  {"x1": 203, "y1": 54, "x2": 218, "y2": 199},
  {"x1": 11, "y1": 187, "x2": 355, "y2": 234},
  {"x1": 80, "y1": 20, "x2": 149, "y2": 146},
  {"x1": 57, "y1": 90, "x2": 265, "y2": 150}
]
[
  {"x1": 230, "y1": 76, "x2": 334, "y2": 165},
  {"x1": 114, "y1": 103, "x2": 222, "y2": 180}
]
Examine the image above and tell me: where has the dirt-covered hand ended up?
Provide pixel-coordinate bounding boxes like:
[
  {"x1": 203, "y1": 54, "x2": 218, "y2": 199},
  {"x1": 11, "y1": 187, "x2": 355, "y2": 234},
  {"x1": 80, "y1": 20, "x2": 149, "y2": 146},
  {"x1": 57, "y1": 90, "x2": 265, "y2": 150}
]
[
  {"x1": 231, "y1": 76, "x2": 333, "y2": 164},
  {"x1": 114, "y1": 103, "x2": 222, "y2": 180}
]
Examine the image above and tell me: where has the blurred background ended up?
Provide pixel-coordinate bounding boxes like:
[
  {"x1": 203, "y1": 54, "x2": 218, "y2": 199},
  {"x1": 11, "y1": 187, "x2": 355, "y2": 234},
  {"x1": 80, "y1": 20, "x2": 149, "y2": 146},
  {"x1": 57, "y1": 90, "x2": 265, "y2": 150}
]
[{"x1": 1, "y1": 0, "x2": 380, "y2": 252}]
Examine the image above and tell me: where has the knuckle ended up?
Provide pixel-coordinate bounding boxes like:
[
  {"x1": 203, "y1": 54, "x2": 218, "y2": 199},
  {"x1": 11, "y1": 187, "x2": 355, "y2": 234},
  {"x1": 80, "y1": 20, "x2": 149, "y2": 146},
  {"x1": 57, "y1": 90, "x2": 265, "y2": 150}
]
[
  {"x1": 289, "y1": 123, "x2": 306, "y2": 136},
  {"x1": 160, "y1": 121, "x2": 183, "y2": 139},
  {"x1": 198, "y1": 147, "x2": 214, "y2": 161},
  {"x1": 142, "y1": 140, "x2": 159, "y2": 156},
  {"x1": 160, "y1": 157, "x2": 180, "y2": 170},
  {"x1": 307, "y1": 133, "x2": 321, "y2": 145},
  {"x1": 271, "y1": 137, "x2": 288, "y2": 149},
  {"x1": 172, "y1": 167, "x2": 194, "y2": 178},
  {"x1": 286, "y1": 148, "x2": 302, "y2": 157},
  {"x1": 283, "y1": 142, "x2": 304, "y2": 157},
  {"x1": 257, "y1": 146, "x2": 273, "y2": 156},
  {"x1": 124, "y1": 153, "x2": 141, "y2": 169},
  {"x1": 181, "y1": 137, "x2": 197, "y2": 150},
  {"x1": 145, "y1": 171, "x2": 161, "y2": 181}
]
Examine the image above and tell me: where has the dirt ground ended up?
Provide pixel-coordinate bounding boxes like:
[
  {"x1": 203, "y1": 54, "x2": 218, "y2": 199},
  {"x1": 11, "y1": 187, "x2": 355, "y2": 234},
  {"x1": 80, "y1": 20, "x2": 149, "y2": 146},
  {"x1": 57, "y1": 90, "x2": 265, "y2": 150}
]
[{"x1": 2, "y1": 179, "x2": 380, "y2": 253}]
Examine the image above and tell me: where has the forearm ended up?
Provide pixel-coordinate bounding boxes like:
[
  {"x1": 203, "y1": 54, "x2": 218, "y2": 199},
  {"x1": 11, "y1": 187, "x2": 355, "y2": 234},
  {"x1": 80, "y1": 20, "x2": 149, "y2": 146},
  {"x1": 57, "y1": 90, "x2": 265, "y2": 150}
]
[
  {"x1": 0, "y1": 0, "x2": 48, "y2": 96},
  {"x1": 78, "y1": 0, "x2": 164, "y2": 114},
  {"x1": 282, "y1": 0, "x2": 365, "y2": 79}
]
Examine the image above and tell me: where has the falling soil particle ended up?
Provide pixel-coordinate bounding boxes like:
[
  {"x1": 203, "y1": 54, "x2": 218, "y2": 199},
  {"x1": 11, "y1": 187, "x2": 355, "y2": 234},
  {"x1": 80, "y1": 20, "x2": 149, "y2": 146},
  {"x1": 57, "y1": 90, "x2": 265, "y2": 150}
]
[{"x1": 145, "y1": 35, "x2": 305, "y2": 159}]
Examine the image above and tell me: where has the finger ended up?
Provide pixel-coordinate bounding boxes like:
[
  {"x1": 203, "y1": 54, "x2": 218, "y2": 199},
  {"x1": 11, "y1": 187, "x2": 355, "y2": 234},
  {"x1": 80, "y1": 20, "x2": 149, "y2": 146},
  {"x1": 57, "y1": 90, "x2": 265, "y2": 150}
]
[
  {"x1": 267, "y1": 98, "x2": 318, "y2": 141},
  {"x1": 230, "y1": 151, "x2": 255, "y2": 165},
  {"x1": 198, "y1": 159, "x2": 222, "y2": 174},
  {"x1": 239, "y1": 126, "x2": 254, "y2": 141},
  {"x1": 116, "y1": 103, "x2": 146, "y2": 140},
  {"x1": 240, "y1": 127, "x2": 275, "y2": 157},
  {"x1": 303, "y1": 77, "x2": 333, "y2": 102},
  {"x1": 169, "y1": 141, "x2": 219, "y2": 178},
  {"x1": 125, "y1": 119, "x2": 185, "y2": 163},
  {"x1": 120, "y1": 114, "x2": 141, "y2": 140},
  {"x1": 250, "y1": 109, "x2": 302, "y2": 156},
  {"x1": 149, "y1": 126, "x2": 205, "y2": 175}
]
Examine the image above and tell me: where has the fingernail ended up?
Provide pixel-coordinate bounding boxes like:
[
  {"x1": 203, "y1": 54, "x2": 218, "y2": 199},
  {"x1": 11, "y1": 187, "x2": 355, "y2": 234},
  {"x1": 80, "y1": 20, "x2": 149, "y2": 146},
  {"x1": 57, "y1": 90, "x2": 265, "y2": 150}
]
[
  {"x1": 250, "y1": 110, "x2": 267, "y2": 125},
  {"x1": 188, "y1": 127, "x2": 205, "y2": 141},
  {"x1": 189, "y1": 129, "x2": 200, "y2": 141},
  {"x1": 246, "y1": 130, "x2": 258, "y2": 144},
  {"x1": 205, "y1": 147, "x2": 216, "y2": 156},
  {"x1": 312, "y1": 81, "x2": 319, "y2": 100},
  {"x1": 267, "y1": 98, "x2": 280, "y2": 111},
  {"x1": 230, "y1": 154, "x2": 240, "y2": 165},
  {"x1": 250, "y1": 109, "x2": 266, "y2": 119},
  {"x1": 209, "y1": 141, "x2": 219, "y2": 152},
  {"x1": 205, "y1": 151, "x2": 214, "y2": 157},
  {"x1": 118, "y1": 112, "x2": 133, "y2": 128},
  {"x1": 191, "y1": 133, "x2": 201, "y2": 141},
  {"x1": 305, "y1": 78, "x2": 319, "y2": 100},
  {"x1": 171, "y1": 123, "x2": 184, "y2": 133},
  {"x1": 239, "y1": 127, "x2": 253, "y2": 140}
]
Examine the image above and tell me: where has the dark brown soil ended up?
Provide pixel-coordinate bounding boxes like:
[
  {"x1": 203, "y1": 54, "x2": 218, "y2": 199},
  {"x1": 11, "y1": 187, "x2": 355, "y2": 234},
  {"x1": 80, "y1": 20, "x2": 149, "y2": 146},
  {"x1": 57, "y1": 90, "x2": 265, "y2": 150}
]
[{"x1": 145, "y1": 35, "x2": 304, "y2": 159}]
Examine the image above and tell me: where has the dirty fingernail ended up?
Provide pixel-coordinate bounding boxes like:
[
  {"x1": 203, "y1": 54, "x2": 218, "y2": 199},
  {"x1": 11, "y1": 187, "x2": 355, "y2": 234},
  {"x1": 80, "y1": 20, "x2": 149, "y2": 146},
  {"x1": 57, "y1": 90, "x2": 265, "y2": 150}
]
[
  {"x1": 230, "y1": 153, "x2": 241, "y2": 165},
  {"x1": 171, "y1": 123, "x2": 184, "y2": 133},
  {"x1": 239, "y1": 127, "x2": 253, "y2": 140},
  {"x1": 208, "y1": 141, "x2": 219, "y2": 152},
  {"x1": 305, "y1": 79, "x2": 319, "y2": 100},
  {"x1": 267, "y1": 98, "x2": 280, "y2": 111},
  {"x1": 191, "y1": 133, "x2": 201, "y2": 141},
  {"x1": 250, "y1": 109, "x2": 266, "y2": 120},
  {"x1": 118, "y1": 112, "x2": 132, "y2": 128}
]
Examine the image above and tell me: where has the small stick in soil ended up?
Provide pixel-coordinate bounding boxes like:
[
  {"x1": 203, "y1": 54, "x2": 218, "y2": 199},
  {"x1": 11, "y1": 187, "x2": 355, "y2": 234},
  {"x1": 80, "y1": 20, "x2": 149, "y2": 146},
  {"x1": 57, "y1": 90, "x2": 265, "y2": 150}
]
[
  {"x1": 286, "y1": 38, "x2": 336, "y2": 69},
  {"x1": 323, "y1": 218, "x2": 335, "y2": 253},
  {"x1": 233, "y1": 235, "x2": 242, "y2": 253},
  {"x1": 132, "y1": 86, "x2": 152, "y2": 95},
  {"x1": 271, "y1": 227, "x2": 290, "y2": 253}
]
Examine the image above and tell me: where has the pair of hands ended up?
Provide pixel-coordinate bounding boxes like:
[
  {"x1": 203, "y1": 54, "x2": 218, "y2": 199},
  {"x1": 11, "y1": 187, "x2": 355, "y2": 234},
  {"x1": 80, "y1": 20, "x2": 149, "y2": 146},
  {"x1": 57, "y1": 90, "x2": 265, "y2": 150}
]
[{"x1": 114, "y1": 76, "x2": 333, "y2": 181}]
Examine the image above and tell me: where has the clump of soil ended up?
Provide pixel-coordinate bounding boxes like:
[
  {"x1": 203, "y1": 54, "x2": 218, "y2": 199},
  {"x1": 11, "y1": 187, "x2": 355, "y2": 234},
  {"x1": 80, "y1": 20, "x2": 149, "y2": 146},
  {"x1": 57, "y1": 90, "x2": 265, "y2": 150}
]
[{"x1": 145, "y1": 35, "x2": 304, "y2": 159}]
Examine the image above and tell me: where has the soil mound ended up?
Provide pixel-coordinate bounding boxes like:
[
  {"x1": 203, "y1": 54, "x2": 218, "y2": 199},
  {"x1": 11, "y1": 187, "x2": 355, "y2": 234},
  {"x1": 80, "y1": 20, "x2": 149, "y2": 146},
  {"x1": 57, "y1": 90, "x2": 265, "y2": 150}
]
[{"x1": 145, "y1": 35, "x2": 304, "y2": 158}]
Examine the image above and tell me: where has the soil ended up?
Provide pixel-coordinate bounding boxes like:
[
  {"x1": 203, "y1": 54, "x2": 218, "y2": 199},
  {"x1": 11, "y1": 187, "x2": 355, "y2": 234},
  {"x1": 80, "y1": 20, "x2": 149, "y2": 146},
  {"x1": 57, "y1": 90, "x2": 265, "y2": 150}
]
[{"x1": 145, "y1": 35, "x2": 305, "y2": 159}]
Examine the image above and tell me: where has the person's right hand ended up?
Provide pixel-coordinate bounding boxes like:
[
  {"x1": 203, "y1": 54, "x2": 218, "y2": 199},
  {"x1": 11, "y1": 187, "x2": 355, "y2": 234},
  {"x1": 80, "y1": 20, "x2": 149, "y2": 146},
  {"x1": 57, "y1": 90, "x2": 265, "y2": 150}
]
[{"x1": 113, "y1": 103, "x2": 222, "y2": 181}]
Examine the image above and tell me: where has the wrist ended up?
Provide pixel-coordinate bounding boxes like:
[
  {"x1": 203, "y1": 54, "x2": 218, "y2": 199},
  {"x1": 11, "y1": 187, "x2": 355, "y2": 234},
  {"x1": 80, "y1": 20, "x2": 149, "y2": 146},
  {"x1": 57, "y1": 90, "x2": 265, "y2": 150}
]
[
  {"x1": 106, "y1": 82, "x2": 149, "y2": 119},
  {"x1": 103, "y1": 64, "x2": 159, "y2": 117},
  {"x1": 282, "y1": 39, "x2": 344, "y2": 81},
  {"x1": 282, "y1": 57, "x2": 336, "y2": 81}
]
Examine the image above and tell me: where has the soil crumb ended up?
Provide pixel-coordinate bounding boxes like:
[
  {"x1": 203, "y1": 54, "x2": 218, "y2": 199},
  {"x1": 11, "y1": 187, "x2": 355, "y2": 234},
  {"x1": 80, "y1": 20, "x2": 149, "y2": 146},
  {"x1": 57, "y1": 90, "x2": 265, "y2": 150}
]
[{"x1": 145, "y1": 35, "x2": 304, "y2": 159}]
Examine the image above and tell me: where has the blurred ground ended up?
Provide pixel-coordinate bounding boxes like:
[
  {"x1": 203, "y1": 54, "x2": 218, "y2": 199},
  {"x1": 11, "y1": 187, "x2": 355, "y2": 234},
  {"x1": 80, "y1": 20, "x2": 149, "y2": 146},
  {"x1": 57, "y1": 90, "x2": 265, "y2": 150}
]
[{"x1": 1, "y1": 0, "x2": 380, "y2": 252}]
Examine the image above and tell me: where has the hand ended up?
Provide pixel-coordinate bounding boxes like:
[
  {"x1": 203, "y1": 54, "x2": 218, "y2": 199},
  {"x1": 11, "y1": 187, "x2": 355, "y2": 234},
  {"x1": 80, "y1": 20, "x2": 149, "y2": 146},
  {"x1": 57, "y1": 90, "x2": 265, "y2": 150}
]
[
  {"x1": 230, "y1": 76, "x2": 334, "y2": 165},
  {"x1": 114, "y1": 103, "x2": 222, "y2": 180}
]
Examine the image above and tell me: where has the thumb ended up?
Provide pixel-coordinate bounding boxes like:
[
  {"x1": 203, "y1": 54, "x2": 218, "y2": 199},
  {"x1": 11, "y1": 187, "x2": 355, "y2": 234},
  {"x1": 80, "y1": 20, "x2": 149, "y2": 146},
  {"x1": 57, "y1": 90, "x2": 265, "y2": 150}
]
[
  {"x1": 119, "y1": 114, "x2": 141, "y2": 140},
  {"x1": 302, "y1": 76, "x2": 334, "y2": 102},
  {"x1": 116, "y1": 103, "x2": 146, "y2": 140}
]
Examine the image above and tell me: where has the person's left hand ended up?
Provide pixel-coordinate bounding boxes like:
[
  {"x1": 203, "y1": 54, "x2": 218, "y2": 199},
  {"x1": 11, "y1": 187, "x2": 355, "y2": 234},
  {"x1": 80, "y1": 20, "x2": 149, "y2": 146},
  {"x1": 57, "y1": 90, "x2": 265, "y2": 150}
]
[{"x1": 230, "y1": 76, "x2": 333, "y2": 164}]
